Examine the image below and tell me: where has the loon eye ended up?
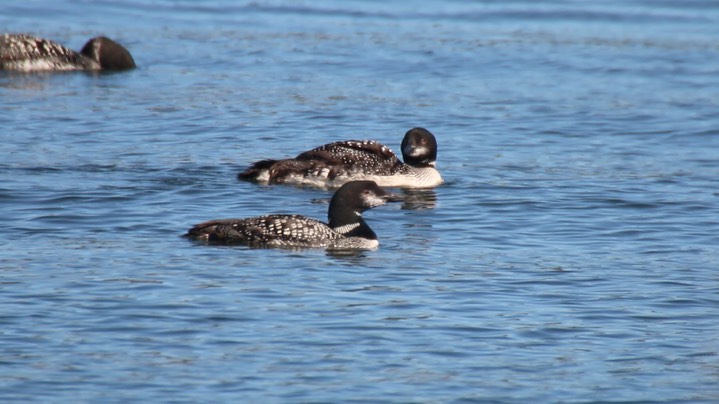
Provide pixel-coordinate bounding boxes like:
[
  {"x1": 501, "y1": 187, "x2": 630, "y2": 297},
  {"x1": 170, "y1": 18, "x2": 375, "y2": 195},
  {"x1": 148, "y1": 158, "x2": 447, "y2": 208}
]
[{"x1": 420, "y1": 138, "x2": 427, "y2": 144}]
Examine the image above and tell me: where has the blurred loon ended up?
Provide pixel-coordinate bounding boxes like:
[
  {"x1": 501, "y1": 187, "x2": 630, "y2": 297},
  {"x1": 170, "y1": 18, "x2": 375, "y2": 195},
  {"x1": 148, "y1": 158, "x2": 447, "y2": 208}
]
[
  {"x1": 0, "y1": 33, "x2": 136, "y2": 72},
  {"x1": 185, "y1": 181, "x2": 394, "y2": 250},
  {"x1": 239, "y1": 127, "x2": 442, "y2": 188}
]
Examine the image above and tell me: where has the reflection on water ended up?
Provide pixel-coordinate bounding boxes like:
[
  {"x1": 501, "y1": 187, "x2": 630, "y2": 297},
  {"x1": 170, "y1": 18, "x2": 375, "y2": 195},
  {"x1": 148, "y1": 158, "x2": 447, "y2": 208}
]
[
  {"x1": 399, "y1": 188, "x2": 438, "y2": 210},
  {"x1": 325, "y1": 248, "x2": 372, "y2": 259},
  {"x1": 0, "y1": 71, "x2": 56, "y2": 90},
  {"x1": 295, "y1": 187, "x2": 438, "y2": 211}
]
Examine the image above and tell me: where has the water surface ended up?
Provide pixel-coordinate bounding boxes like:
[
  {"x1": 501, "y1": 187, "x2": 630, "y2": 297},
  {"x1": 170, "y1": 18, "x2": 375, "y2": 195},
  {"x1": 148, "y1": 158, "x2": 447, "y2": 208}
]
[{"x1": 1, "y1": 1, "x2": 718, "y2": 402}]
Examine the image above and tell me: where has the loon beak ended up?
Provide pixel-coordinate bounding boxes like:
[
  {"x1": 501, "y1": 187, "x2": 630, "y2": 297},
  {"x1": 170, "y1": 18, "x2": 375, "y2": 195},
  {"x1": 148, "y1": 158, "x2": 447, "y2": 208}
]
[
  {"x1": 383, "y1": 192, "x2": 404, "y2": 203},
  {"x1": 403, "y1": 143, "x2": 429, "y2": 158},
  {"x1": 402, "y1": 143, "x2": 418, "y2": 157}
]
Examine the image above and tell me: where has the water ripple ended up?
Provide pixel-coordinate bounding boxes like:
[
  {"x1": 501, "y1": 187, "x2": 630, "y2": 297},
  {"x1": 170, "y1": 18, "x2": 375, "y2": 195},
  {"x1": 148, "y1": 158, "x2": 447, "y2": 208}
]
[{"x1": 1, "y1": 1, "x2": 718, "y2": 402}]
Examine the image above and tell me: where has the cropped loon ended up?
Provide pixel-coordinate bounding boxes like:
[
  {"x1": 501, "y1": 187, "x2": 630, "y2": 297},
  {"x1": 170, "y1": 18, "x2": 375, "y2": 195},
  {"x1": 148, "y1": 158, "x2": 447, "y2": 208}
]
[
  {"x1": 185, "y1": 181, "x2": 394, "y2": 250},
  {"x1": 239, "y1": 127, "x2": 442, "y2": 188},
  {"x1": 0, "y1": 34, "x2": 136, "y2": 72}
]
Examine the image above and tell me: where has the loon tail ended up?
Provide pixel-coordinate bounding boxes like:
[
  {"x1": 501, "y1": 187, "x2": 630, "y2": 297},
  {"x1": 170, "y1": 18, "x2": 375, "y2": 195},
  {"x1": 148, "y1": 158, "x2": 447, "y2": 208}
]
[
  {"x1": 239, "y1": 158, "x2": 322, "y2": 183},
  {"x1": 238, "y1": 159, "x2": 279, "y2": 181}
]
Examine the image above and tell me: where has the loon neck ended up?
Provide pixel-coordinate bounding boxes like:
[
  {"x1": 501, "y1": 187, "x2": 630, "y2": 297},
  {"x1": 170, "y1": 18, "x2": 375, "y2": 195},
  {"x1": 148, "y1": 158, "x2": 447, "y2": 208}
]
[
  {"x1": 405, "y1": 160, "x2": 436, "y2": 169},
  {"x1": 328, "y1": 210, "x2": 378, "y2": 240}
]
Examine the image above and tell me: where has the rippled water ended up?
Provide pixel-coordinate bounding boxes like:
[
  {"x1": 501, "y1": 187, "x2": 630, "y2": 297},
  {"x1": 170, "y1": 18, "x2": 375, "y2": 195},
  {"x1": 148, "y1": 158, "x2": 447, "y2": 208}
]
[{"x1": 2, "y1": 1, "x2": 718, "y2": 402}]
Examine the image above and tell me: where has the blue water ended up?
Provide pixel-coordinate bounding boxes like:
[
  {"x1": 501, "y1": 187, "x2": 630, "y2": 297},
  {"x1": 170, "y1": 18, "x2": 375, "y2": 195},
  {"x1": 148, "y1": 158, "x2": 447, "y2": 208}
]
[{"x1": 2, "y1": 1, "x2": 719, "y2": 402}]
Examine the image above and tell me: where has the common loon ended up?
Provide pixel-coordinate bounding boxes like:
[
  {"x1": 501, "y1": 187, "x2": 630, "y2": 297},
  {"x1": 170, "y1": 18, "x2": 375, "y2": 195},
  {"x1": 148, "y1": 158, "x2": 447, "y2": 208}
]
[
  {"x1": 238, "y1": 127, "x2": 443, "y2": 188},
  {"x1": 185, "y1": 181, "x2": 394, "y2": 250},
  {"x1": 0, "y1": 34, "x2": 135, "y2": 72}
]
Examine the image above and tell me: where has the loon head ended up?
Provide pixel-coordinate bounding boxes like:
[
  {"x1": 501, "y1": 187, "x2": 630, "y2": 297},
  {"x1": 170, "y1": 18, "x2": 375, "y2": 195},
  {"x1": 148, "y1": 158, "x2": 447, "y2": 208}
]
[
  {"x1": 80, "y1": 36, "x2": 136, "y2": 70},
  {"x1": 328, "y1": 180, "x2": 398, "y2": 240},
  {"x1": 400, "y1": 127, "x2": 438, "y2": 168},
  {"x1": 330, "y1": 180, "x2": 389, "y2": 215},
  {"x1": 328, "y1": 180, "x2": 394, "y2": 228}
]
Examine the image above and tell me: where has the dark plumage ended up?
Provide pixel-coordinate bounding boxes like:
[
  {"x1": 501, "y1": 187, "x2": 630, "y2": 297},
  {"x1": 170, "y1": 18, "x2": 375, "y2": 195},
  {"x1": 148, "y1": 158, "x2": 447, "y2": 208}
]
[
  {"x1": 0, "y1": 33, "x2": 135, "y2": 71},
  {"x1": 185, "y1": 181, "x2": 394, "y2": 250},
  {"x1": 238, "y1": 127, "x2": 443, "y2": 188}
]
